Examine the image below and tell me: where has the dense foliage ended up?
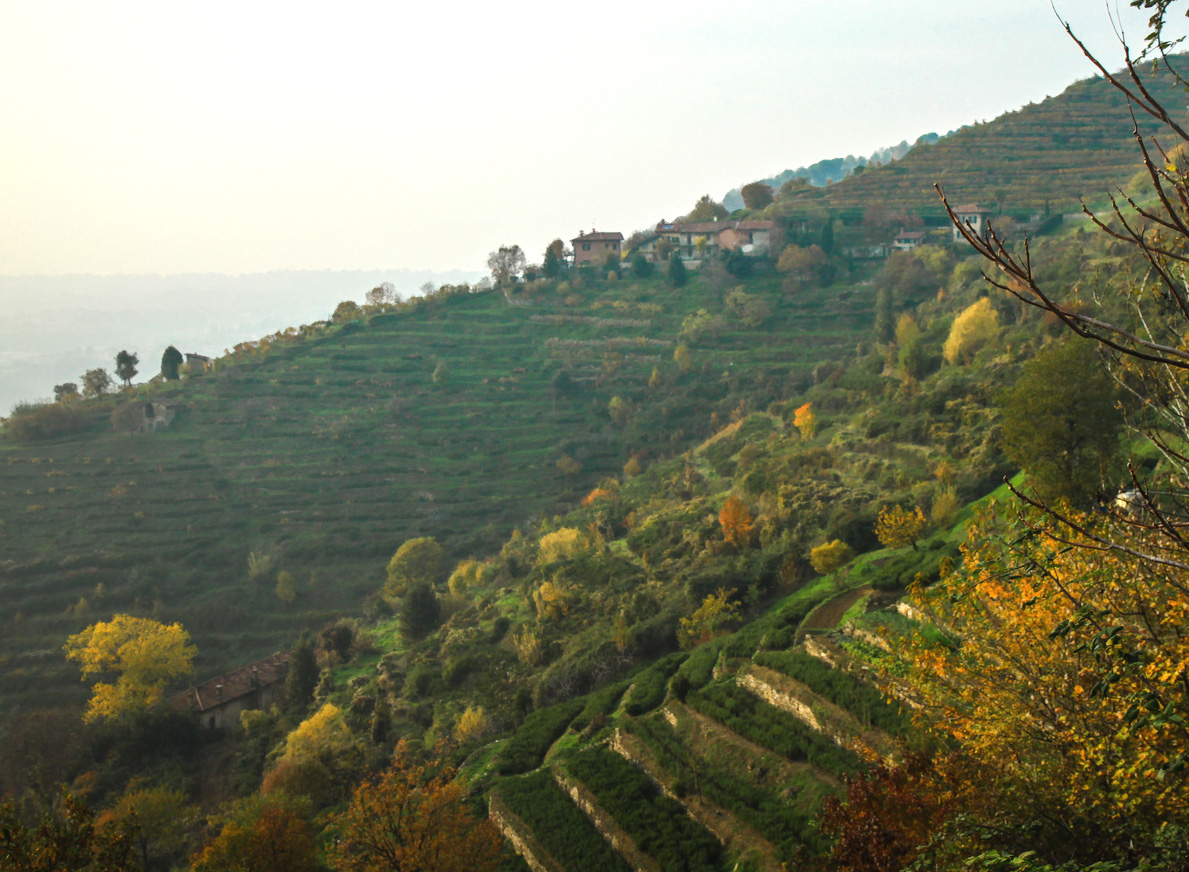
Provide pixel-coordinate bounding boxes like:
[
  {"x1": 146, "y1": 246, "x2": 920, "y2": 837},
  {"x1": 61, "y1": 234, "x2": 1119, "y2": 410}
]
[
  {"x1": 566, "y1": 748, "x2": 727, "y2": 872},
  {"x1": 496, "y1": 770, "x2": 632, "y2": 872},
  {"x1": 686, "y1": 681, "x2": 863, "y2": 776}
]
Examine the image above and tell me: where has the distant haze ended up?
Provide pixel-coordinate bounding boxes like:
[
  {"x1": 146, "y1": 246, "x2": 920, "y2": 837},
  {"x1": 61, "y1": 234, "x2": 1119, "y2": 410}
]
[
  {"x1": 0, "y1": 3, "x2": 1179, "y2": 278},
  {"x1": 0, "y1": 269, "x2": 481, "y2": 413}
]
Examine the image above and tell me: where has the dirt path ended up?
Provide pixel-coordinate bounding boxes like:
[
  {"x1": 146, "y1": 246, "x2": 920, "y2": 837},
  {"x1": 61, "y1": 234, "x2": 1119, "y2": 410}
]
[{"x1": 801, "y1": 585, "x2": 873, "y2": 632}]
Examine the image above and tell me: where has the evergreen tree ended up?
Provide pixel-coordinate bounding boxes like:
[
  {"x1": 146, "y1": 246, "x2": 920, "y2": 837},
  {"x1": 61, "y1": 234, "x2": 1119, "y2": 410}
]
[
  {"x1": 631, "y1": 251, "x2": 654, "y2": 279},
  {"x1": 874, "y1": 286, "x2": 894, "y2": 342},
  {"x1": 667, "y1": 252, "x2": 688, "y2": 288},
  {"x1": 818, "y1": 217, "x2": 835, "y2": 255},
  {"x1": 286, "y1": 635, "x2": 319, "y2": 710},
  {"x1": 160, "y1": 345, "x2": 183, "y2": 380},
  {"x1": 542, "y1": 244, "x2": 562, "y2": 278},
  {"x1": 401, "y1": 582, "x2": 440, "y2": 641},
  {"x1": 999, "y1": 339, "x2": 1123, "y2": 507}
]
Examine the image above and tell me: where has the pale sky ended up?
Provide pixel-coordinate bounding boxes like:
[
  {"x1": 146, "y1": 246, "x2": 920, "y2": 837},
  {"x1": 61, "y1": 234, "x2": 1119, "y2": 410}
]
[{"x1": 0, "y1": 1, "x2": 1177, "y2": 276}]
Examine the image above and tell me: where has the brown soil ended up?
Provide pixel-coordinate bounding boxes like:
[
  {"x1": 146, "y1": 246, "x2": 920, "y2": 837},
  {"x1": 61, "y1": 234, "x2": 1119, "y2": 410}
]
[{"x1": 801, "y1": 585, "x2": 873, "y2": 632}]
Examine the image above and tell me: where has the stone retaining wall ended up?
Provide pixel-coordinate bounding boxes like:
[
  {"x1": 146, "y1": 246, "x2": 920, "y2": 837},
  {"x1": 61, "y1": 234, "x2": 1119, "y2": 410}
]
[
  {"x1": 488, "y1": 794, "x2": 566, "y2": 872},
  {"x1": 553, "y1": 766, "x2": 661, "y2": 872}
]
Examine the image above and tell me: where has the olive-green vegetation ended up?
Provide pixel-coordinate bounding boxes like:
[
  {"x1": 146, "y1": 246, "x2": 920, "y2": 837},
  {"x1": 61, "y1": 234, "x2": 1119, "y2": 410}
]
[
  {"x1": 623, "y1": 714, "x2": 824, "y2": 859},
  {"x1": 566, "y1": 747, "x2": 728, "y2": 872},
  {"x1": 686, "y1": 681, "x2": 863, "y2": 776},
  {"x1": 752, "y1": 650, "x2": 911, "y2": 735},
  {"x1": 496, "y1": 770, "x2": 632, "y2": 872},
  {"x1": 2, "y1": 48, "x2": 1177, "y2": 872}
]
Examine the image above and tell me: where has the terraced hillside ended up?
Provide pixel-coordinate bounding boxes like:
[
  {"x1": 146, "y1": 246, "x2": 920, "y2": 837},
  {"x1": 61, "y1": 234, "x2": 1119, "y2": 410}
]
[
  {"x1": 478, "y1": 563, "x2": 931, "y2": 872},
  {"x1": 0, "y1": 270, "x2": 874, "y2": 708},
  {"x1": 773, "y1": 55, "x2": 1189, "y2": 219}
]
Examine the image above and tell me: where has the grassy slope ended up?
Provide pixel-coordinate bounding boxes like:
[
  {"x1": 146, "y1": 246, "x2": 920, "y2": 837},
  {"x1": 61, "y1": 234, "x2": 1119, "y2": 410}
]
[{"x1": 0, "y1": 269, "x2": 873, "y2": 708}]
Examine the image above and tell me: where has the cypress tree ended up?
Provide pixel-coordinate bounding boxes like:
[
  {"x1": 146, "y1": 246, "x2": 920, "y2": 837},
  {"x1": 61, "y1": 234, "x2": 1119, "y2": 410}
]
[
  {"x1": 286, "y1": 635, "x2": 319, "y2": 710},
  {"x1": 160, "y1": 345, "x2": 183, "y2": 380},
  {"x1": 667, "y1": 252, "x2": 688, "y2": 288}
]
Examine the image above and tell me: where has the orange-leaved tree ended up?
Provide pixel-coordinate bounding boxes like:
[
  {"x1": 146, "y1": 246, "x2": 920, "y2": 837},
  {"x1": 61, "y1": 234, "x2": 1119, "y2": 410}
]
[
  {"x1": 192, "y1": 803, "x2": 321, "y2": 872},
  {"x1": 900, "y1": 503, "x2": 1189, "y2": 862},
  {"x1": 329, "y1": 740, "x2": 501, "y2": 872},
  {"x1": 793, "y1": 401, "x2": 816, "y2": 440},
  {"x1": 719, "y1": 494, "x2": 754, "y2": 548}
]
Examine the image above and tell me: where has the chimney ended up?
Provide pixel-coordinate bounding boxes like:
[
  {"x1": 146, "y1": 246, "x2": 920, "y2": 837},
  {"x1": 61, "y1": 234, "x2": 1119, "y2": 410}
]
[
  {"x1": 250, "y1": 665, "x2": 259, "y2": 688},
  {"x1": 215, "y1": 684, "x2": 223, "y2": 701}
]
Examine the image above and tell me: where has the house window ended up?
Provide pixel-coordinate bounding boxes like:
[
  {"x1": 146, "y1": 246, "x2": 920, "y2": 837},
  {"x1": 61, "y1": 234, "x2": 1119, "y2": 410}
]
[{"x1": 583, "y1": 243, "x2": 590, "y2": 251}]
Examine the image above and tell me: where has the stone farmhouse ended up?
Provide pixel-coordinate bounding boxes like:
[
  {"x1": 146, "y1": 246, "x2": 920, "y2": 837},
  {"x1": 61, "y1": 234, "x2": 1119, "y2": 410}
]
[
  {"x1": 170, "y1": 651, "x2": 291, "y2": 731},
  {"x1": 951, "y1": 203, "x2": 993, "y2": 242},
  {"x1": 893, "y1": 230, "x2": 928, "y2": 251},
  {"x1": 571, "y1": 230, "x2": 624, "y2": 265}
]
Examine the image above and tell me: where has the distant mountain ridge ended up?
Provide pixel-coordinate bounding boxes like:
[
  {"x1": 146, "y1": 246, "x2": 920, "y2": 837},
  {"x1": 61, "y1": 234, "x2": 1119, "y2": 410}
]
[{"x1": 722, "y1": 134, "x2": 944, "y2": 210}]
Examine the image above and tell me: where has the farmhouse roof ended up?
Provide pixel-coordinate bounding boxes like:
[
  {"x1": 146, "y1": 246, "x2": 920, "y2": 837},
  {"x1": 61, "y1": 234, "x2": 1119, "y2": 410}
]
[
  {"x1": 953, "y1": 203, "x2": 991, "y2": 214},
  {"x1": 572, "y1": 230, "x2": 624, "y2": 243},
  {"x1": 895, "y1": 230, "x2": 928, "y2": 241},
  {"x1": 170, "y1": 651, "x2": 290, "y2": 713}
]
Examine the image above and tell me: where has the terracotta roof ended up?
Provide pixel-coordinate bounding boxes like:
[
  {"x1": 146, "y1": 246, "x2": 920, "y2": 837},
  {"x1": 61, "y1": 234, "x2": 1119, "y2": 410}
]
[
  {"x1": 572, "y1": 231, "x2": 624, "y2": 243},
  {"x1": 953, "y1": 204, "x2": 991, "y2": 214},
  {"x1": 170, "y1": 651, "x2": 290, "y2": 713},
  {"x1": 895, "y1": 230, "x2": 928, "y2": 240}
]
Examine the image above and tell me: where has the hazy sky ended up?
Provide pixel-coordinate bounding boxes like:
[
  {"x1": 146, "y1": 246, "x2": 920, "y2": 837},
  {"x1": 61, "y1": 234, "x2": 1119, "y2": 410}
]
[{"x1": 0, "y1": 1, "x2": 1176, "y2": 276}]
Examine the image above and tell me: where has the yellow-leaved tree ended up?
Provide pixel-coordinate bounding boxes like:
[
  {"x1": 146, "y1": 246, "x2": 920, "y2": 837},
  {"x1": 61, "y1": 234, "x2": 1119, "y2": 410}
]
[
  {"x1": 809, "y1": 539, "x2": 853, "y2": 575},
  {"x1": 875, "y1": 504, "x2": 927, "y2": 550},
  {"x1": 537, "y1": 527, "x2": 586, "y2": 565},
  {"x1": 678, "y1": 588, "x2": 740, "y2": 649},
  {"x1": 64, "y1": 615, "x2": 196, "y2": 723},
  {"x1": 942, "y1": 297, "x2": 999, "y2": 364},
  {"x1": 384, "y1": 537, "x2": 444, "y2": 599}
]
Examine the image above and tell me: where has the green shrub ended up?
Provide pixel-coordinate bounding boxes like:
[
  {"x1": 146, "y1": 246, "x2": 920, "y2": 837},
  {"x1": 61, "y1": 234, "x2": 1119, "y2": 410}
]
[
  {"x1": 687, "y1": 681, "x2": 863, "y2": 776},
  {"x1": 623, "y1": 652, "x2": 687, "y2": 716},
  {"x1": 570, "y1": 679, "x2": 631, "y2": 732},
  {"x1": 497, "y1": 770, "x2": 632, "y2": 872},
  {"x1": 498, "y1": 699, "x2": 584, "y2": 775},
  {"x1": 752, "y1": 650, "x2": 911, "y2": 736},
  {"x1": 624, "y1": 716, "x2": 824, "y2": 858},
  {"x1": 567, "y1": 747, "x2": 726, "y2": 872}
]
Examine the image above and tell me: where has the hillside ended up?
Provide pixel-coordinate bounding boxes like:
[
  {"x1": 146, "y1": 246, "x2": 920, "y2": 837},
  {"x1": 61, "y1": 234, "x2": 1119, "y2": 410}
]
[
  {"x1": 0, "y1": 267, "x2": 876, "y2": 709},
  {"x1": 766, "y1": 55, "x2": 1189, "y2": 220},
  {"x1": 4, "y1": 44, "x2": 1185, "y2": 871}
]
